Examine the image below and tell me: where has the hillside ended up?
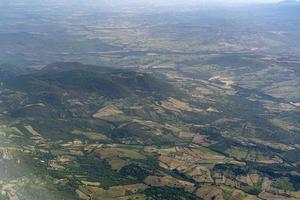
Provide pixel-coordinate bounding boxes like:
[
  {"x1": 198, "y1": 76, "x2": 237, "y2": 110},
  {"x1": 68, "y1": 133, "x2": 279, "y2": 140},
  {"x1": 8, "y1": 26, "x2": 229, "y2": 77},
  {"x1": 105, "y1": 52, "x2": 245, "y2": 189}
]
[
  {"x1": 1, "y1": 61, "x2": 300, "y2": 200},
  {"x1": 1, "y1": 1, "x2": 300, "y2": 199},
  {"x1": 7, "y1": 62, "x2": 178, "y2": 100}
]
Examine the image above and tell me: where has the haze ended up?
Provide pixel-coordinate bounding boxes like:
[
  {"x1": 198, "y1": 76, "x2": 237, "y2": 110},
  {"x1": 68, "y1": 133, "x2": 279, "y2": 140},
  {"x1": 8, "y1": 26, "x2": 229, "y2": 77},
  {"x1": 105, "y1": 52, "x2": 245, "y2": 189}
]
[
  {"x1": 0, "y1": 0, "x2": 284, "y2": 7},
  {"x1": 1, "y1": 0, "x2": 300, "y2": 199}
]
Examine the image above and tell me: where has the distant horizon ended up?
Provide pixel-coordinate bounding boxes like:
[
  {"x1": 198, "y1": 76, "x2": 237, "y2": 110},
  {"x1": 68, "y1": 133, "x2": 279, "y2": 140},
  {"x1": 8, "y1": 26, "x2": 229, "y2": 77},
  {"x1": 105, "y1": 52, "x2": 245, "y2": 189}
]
[{"x1": 0, "y1": 0, "x2": 290, "y2": 6}]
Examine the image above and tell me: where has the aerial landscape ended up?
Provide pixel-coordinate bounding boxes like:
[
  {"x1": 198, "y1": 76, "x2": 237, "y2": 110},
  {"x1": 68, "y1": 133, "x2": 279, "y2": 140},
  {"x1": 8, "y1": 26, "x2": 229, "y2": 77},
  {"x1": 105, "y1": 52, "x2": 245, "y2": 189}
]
[{"x1": 1, "y1": 0, "x2": 300, "y2": 199}]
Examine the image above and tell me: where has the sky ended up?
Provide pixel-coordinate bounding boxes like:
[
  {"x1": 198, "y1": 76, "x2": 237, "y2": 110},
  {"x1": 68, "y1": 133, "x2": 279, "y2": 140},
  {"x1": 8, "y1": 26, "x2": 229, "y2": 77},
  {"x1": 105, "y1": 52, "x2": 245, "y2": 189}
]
[
  {"x1": 83, "y1": 0, "x2": 283, "y2": 5},
  {"x1": 148, "y1": 0, "x2": 282, "y2": 4},
  {"x1": 86, "y1": 0, "x2": 292, "y2": 8},
  {"x1": 79, "y1": 0, "x2": 290, "y2": 7},
  {"x1": 7, "y1": 0, "x2": 284, "y2": 5},
  {"x1": 0, "y1": 0, "x2": 290, "y2": 9}
]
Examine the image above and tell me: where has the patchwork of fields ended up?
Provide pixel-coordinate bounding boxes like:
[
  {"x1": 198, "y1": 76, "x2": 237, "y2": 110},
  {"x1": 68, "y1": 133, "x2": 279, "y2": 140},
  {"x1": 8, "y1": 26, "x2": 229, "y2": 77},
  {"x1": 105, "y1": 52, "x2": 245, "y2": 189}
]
[{"x1": 1, "y1": 1, "x2": 300, "y2": 200}]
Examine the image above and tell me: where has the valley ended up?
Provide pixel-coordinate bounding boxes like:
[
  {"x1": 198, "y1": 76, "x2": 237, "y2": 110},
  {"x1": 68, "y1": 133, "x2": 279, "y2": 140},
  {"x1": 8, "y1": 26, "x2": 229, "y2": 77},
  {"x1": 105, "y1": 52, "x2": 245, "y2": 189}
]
[{"x1": 0, "y1": 1, "x2": 300, "y2": 199}]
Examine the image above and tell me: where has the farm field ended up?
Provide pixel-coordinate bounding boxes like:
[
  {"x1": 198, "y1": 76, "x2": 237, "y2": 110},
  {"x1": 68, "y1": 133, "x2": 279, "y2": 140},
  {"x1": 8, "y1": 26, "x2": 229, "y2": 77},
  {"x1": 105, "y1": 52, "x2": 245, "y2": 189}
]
[{"x1": 1, "y1": 0, "x2": 300, "y2": 199}]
